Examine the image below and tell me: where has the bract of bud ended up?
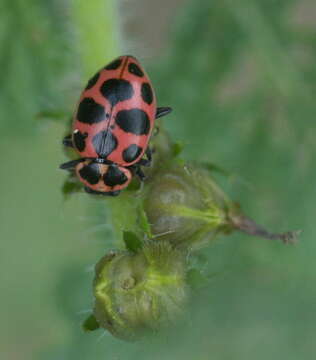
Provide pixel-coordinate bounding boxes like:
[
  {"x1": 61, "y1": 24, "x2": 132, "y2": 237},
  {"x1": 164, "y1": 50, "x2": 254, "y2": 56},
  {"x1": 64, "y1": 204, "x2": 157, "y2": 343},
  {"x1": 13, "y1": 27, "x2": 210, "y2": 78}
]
[{"x1": 93, "y1": 242, "x2": 189, "y2": 341}]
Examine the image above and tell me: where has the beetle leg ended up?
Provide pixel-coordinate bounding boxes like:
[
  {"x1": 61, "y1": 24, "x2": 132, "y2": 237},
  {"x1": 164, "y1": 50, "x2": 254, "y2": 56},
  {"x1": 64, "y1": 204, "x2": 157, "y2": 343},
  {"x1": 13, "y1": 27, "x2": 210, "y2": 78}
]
[
  {"x1": 129, "y1": 164, "x2": 146, "y2": 181},
  {"x1": 60, "y1": 158, "x2": 85, "y2": 170},
  {"x1": 63, "y1": 134, "x2": 74, "y2": 148},
  {"x1": 146, "y1": 147, "x2": 152, "y2": 162},
  {"x1": 138, "y1": 159, "x2": 150, "y2": 167},
  {"x1": 135, "y1": 166, "x2": 146, "y2": 181},
  {"x1": 156, "y1": 107, "x2": 172, "y2": 119},
  {"x1": 137, "y1": 147, "x2": 152, "y2": 167}
]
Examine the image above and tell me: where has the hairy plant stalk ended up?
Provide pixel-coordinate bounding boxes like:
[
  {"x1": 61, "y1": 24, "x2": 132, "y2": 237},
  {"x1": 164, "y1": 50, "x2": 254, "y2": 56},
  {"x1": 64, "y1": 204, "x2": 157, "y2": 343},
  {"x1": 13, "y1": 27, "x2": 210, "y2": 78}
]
[{"x1": 71, "y1": 0, "x2": 119, "y2": 77}]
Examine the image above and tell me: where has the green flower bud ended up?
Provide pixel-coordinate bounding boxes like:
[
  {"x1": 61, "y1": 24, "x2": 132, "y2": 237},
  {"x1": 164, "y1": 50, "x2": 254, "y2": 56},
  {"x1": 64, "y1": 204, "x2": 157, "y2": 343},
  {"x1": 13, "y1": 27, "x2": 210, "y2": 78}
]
[
  {"x1": 143, "y1": 161, "x2": 299, "y2": 247},
  {"x1": 143, "y1": 162, "x2": 232, "y2": 250},
  {"x1": 92, "y1": 242, "x2": 189, "y2": 341}
]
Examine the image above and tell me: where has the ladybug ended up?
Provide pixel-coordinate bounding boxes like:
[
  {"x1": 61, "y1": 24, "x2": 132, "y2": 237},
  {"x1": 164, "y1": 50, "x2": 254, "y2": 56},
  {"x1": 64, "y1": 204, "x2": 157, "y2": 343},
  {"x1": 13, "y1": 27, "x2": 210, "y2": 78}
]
[{"x1": 60, "y1": 55, "x2": 172, "y2": 196}]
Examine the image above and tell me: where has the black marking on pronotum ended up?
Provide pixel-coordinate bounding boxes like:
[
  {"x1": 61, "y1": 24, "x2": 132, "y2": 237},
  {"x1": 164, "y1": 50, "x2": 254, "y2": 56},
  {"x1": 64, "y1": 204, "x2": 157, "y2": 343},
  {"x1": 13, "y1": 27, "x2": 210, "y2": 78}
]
[
  {"x1": 85, "y1": 72, "x2": 100, "y2": 90},
  {"x1": 100, "y1": 79, "x2": 134, "y2": 107},
  {"x1": 128, "y1": 62, "x2": 144, "y2": 77},
  {"x1": 122, "y1": 144, "x2": 143, "y2": 163},
  {"x1": 73, "y1": 131, "x2": 88, "y2": 152},
  {"x1": 79, "y1": 163, "x2": 100, "y2": 185},
  {"x1": 115, "y1": 109, "x2": 150, "y2": 135},
  {"x1": 92, "y1": 130, "x2": 118, "y2": 158},
  {"x1": 77, "y1": 98, "x2": 105, "y2": 124},
  {"x1": 141, "y1": 82, "x2": 153, "y2": 105},
  {"x1": 103, "y1": 165, "x2": 128, "y2": 186},
  {"x1": 105, "y1": 58, "x2": 122, "y2": 70}
]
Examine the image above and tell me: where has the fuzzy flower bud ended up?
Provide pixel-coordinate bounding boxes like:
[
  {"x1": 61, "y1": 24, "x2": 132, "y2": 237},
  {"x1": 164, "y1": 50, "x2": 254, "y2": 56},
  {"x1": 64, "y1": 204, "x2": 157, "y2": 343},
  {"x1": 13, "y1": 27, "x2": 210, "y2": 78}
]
[
  {"x1": 92, "y1": 241, "x2": 189, "y2": 341},
  {"x1": 143, "y1": 160, "x2": 298, "y2": 248},
  {"x1": 143, "y1": 162, "x2": 231, "y2": 250}
]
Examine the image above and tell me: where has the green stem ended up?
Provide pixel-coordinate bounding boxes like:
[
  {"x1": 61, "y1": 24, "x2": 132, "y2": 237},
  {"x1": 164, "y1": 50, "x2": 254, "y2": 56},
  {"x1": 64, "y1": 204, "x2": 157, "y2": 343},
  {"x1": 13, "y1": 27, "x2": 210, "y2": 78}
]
[{"x1": 71, "y1": 0, "x2": 119, "y2": 78}]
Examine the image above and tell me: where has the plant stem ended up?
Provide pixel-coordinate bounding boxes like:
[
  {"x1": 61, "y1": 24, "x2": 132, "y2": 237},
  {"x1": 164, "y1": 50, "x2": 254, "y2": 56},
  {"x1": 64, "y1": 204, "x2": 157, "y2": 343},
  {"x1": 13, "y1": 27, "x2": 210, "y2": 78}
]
[
  {"x1": 71, "y1": 0, "x2": 119, "y2": 78},
  {"x1": 229, "y1": 211, "x2": 300, "y2": 244}
]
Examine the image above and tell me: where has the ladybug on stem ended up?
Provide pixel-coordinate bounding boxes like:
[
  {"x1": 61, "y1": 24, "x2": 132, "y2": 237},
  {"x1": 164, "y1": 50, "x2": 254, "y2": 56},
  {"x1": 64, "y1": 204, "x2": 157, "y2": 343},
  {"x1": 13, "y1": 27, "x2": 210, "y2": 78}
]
[{"x1": 60, "y1": 55, "x2": 172, "y2": 196}]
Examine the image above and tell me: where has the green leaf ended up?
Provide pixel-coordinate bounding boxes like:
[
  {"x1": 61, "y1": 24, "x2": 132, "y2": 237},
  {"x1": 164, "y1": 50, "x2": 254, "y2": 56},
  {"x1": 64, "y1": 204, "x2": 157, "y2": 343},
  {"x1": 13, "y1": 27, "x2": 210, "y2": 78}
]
[
  {"x1": 62, "y1": 176, "x2": 82, "y2": 198},
  {"x1": 139, "y1": 209, "x2": 152, "y2": 238},
  {"x1": 123, "y1": 231, "x2": 143, "y2": 253},
  {"x1": 172, "y1": 141, "x2": 185, "y2": 157},
  {"x1": 82, "y1": 314, "x2": 100, "y2": 332},
  {"x1": 126, "y1": 178, "x2": 141, "y2": 192}
]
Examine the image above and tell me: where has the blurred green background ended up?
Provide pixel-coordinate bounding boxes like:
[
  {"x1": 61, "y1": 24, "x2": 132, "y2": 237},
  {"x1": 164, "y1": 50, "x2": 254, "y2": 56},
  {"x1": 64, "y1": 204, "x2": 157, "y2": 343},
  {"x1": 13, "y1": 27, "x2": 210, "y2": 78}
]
[{"x1": 1, "y1": 0, "x2": 315, "y2": 359}]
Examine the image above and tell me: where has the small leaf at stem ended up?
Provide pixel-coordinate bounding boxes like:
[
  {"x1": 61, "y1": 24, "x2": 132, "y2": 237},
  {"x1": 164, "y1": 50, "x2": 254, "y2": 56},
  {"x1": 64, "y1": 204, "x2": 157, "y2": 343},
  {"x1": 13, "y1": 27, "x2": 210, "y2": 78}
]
[
  {"x1": 82, "y1": 314, "x2": 100, "y2": 332},
  {"x1": 123, "y1": 231, "x2": 143, "y2": 252},
  {"x1": 172, "y1": 142, "x2": 185, "y2": 157},
  {"x1": 139, "y1": 209, "x2": 152, "y2": 238},
  {"x1": 62, "y1": 177, "x2": 82, "y2": 198}
]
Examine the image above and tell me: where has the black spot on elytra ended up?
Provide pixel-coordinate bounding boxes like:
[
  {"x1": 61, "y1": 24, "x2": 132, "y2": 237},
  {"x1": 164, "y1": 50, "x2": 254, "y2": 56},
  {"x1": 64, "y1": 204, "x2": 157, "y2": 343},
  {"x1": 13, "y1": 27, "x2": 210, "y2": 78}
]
[
  {"x1": 73, "y1": 131, "x2": 88, "y2": 152},
  {"x1": 103, "y1": 165, "x2": 128, "y2": 186},
  {"x1": 85, "y1": 72, "x2": 100, "y2": 90},
  {"x1": 79, "y1": 162, "x2": 100, "y2": 185},
  {"x1": 128, "y1": 62, "x2": 144, "y2": 77},
  {"x1": 77, "y1": 98, "x2": 105, "y2": 124},
  {"x1": 92, "y1": 130, "x2": 118, "y2": 158},
  {"x1": 122, "y1": 144, "x2": 143, "y2": 163},
  {"x1": 116, "y1": 109, "x2": 150, "y2": 135},
  {"x1": 105, "y1": 58, "x2": 122, "y2": 70},
  {"x1": 100, "y1": 79, "x2": 134, "y2": 107},
  {"x1": 141, "y1": 83, "x2": 153, "y2": 105}
]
